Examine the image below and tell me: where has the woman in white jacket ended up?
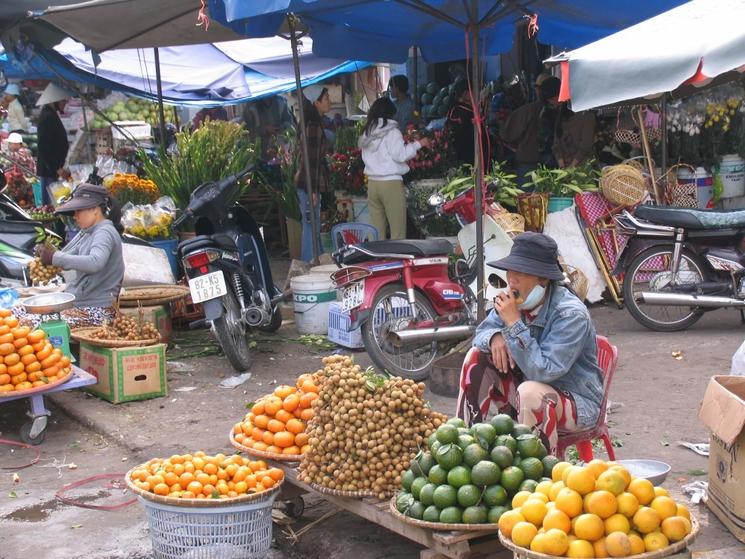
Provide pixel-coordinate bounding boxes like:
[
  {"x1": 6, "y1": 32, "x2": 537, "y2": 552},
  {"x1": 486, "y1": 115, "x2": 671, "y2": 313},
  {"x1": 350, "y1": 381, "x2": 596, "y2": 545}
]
[{"x1": 359, "y1": 97, "x2": 429, "y2": 239}]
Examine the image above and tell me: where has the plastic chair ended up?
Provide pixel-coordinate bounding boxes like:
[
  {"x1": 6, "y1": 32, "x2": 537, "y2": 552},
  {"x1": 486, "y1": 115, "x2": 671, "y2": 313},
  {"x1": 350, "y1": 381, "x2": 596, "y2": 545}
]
[
  {"x1": 556, "y1": 335, "x2": 619, "y2": 462},
  {"x1": 330, "y1": 222, "x2": 379, "y2": 251}
]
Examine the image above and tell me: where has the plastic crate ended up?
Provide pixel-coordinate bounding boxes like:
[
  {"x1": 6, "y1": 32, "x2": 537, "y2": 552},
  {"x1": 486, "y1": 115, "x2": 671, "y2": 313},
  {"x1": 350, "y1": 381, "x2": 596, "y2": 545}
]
[
  {"x1": 138, "y1": 493, "x2": 277, "y2": 559},
  {"x1": 327, "y1": 302, "x2": 364, "y2": 349}
]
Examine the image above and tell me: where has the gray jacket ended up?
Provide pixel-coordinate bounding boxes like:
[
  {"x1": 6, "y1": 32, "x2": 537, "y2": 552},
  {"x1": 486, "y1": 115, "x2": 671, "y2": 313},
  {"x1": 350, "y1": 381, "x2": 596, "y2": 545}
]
[
  {"x1": 53, "y1": 220, "x2": 124, "y2": 308},
  {"x1": 473, "y1": 285, "x2": 604, "y2": 427}
]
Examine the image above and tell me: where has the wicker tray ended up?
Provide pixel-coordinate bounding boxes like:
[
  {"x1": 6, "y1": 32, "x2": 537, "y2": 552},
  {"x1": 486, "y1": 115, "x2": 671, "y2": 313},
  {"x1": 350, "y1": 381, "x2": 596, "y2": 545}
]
[
  {"x1": 124, "y1": 469, "x2": 282, "y2": 508},
  {"x1": 309, "y1": 482, "x2": 385, "y2": 499},
  {"x1": 229, "y1": 428, "x2": 304, "y2": 463},
  {"x1": 388, "y1": 497, "x2": 501, "y2": 532},
  {"x1": 499, "y1": 515, "x2": 699, "y2": 559},
  {"x1": 118, "y1": 284, "x2": 191, "y2": 307},
  {"x1": 71, "y1": 327, "x2": 160, "y2": 348},
  {"x1": 0, "y1": 369, "x2": 73, "y2": 398}
]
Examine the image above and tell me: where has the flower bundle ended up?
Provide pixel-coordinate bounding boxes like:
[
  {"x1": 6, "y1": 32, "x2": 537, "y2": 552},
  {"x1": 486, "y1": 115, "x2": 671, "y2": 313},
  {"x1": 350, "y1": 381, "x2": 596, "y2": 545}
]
[
  {"x1": 404, "y1": 127, "x2": 452, "y2": 180},
  {"x1": 104, "y1": 173, "x2": 160, "y2": 206},
  {"x1": 327, "y1": 147, "x2": 365, "y2": 195}
]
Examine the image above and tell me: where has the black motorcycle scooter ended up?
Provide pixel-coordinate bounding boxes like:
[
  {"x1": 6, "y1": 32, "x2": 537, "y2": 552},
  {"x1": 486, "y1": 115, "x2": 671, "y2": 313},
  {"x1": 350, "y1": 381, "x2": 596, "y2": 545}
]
[{"x1": 173, "y1": 166, "x2": 283, "y2": 371}]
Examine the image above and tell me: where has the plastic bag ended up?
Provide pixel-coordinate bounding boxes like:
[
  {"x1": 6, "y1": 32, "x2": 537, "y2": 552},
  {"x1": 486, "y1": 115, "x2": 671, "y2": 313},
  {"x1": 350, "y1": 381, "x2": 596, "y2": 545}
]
[
  {"x1": 120, "y1": 198, "x2": 175, "y2": 240},
  {"x1": 48, "y1": 180, "x2": 73, "y2": 206},
  {"x1": 731, "y1": 340, "x2": 745, "y2": 376}
]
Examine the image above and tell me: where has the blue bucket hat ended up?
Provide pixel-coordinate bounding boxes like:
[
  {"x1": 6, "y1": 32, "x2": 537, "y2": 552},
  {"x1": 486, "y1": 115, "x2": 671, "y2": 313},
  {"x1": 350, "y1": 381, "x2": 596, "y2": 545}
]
[{"x1": 488, "y1": 232, "x2": 564, "y2": 281}]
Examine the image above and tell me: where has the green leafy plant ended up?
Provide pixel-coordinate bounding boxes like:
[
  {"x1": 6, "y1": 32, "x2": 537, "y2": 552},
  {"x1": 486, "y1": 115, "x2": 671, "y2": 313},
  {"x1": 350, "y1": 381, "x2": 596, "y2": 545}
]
[
  {"x1": 256, "y1": 128, "x2": 301, "y2": 222},
  {"x1": 525, "y1": 161, "x2": 599, "y2": 197},
  {"x1": 442, "y1": 161, "x2": 524, "y2": 206},
  {"x1": 139, "y1": 120, "x2": 257, "y2": 210}
]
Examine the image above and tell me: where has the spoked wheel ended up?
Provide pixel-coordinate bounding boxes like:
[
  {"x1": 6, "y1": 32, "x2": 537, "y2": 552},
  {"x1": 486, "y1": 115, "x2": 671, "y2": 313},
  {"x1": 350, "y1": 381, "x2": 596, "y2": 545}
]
[
  {"x1": 622, "y1": 246, "x2": 709, "y2": 331},
  {"x1": 361, "y1": 283, "x2": 438, "y2": 380},
  {"x1": 211, "y1": 291, "x2": 252, "y2": 371}
]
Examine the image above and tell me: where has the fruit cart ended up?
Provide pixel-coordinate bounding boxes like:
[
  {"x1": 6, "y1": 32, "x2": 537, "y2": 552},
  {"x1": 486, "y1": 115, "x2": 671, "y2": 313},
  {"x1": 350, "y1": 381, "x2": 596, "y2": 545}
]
[{"x1": 0, "y1": 365, "x2": 96, "y2": 444}]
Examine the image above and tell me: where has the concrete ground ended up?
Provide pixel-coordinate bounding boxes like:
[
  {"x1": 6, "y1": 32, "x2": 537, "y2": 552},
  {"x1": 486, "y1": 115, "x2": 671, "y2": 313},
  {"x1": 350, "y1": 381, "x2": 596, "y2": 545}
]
[{"x1": 1, "y1": 270, "x2": 744, "y2": 558}]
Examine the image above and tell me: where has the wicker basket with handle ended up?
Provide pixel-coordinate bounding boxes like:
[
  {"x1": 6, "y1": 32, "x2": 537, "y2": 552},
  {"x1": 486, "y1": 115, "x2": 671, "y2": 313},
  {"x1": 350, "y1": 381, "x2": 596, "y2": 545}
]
[
  {"x1": 600, "y1": 164, "x2": 646, "y2": 207},
  {"x1": 663, "y1": 164, "x2": 698, "y2": 208},
  {"x1": 491, "y1": 212, "x2": 525, "y2": 238}
]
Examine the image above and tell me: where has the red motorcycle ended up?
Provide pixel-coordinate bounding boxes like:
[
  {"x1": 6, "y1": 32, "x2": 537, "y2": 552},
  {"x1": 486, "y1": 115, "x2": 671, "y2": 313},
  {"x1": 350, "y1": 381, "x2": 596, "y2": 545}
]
[{"x1": 331, "y1": 189, "x2": 484, "y2": 380}]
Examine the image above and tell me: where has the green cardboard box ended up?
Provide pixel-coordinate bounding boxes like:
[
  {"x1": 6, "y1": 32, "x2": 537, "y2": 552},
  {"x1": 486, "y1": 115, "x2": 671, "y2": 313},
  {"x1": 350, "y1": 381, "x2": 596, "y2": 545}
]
[
  {"x1": 120, "y1": 304, "x2": 172, "y2": 343},
  {"x1": 81, "y1": 343, "x2": 167, "y2": 403}
]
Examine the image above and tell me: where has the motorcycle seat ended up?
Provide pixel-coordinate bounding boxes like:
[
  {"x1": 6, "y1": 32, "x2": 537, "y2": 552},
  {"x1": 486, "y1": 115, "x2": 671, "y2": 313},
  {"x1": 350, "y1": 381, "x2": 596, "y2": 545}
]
[
  {"x1": 177, "y1": 235, "x2": 216, "y2": 256},
  {"x1": 339, "y1": 239, "x2": 453, "y2": 264},
  {"x1": 635, "y1": 205, "x2": 745, "y2": 230}
]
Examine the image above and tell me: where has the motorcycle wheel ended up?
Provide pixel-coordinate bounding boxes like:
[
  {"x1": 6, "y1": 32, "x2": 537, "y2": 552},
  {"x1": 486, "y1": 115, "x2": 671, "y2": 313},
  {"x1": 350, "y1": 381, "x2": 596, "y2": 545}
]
[
  {"x1": 256, "y1": 305, "x2": 283, "y2": 333},
  {"x1": 622, "y1": 245, "x2": 709, "y2": 332},
  {"x1": 211, "y1": 290, "x2": 252, "y2": 371},
  {"x1": 361, "y1": 283, "x2": 438, "y2": 381}
]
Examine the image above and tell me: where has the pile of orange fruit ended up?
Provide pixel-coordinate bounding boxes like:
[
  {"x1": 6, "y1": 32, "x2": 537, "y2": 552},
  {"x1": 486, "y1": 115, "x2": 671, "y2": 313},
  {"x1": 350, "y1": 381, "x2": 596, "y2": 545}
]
[
  {"x1": 0, "y1": 310, "x2": 72, "y2": 394},
  {"x1": 129, "y1": 452, "x2": 284, "y2": 500},
  {"x1": 499, "y1": 459, "x2": 693, "y2": 557},
  {"x1": 232, "y1": 373, "x2": 319, "y2": 456}
]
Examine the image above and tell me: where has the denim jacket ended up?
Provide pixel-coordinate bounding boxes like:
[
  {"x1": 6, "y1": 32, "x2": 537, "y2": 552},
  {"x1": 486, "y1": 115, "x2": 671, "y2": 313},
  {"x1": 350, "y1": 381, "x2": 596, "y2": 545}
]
[{"x1": 473, "y1": 285, "x2": 604, "y2": 427}]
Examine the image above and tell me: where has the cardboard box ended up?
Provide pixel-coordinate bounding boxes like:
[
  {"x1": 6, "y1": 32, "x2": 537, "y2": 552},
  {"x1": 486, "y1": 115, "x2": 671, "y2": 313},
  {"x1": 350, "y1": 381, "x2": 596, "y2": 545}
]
[
  {"x1": 120, "y1": 304, "x2": 172, "y2": 343},
  {"x1": 699, "y1": 375, "x2": 745, "y2": 543},
  {"x1": 81, "y1": 343, "x2": 167, "y2": 404}
]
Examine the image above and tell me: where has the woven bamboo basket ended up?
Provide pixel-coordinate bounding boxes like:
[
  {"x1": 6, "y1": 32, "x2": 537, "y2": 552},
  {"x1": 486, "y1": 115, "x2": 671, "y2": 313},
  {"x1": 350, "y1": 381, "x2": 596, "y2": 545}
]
[
  {"x1": 309, "y1": 482, "x2": 384, "y2": 499},
  {"x1": 499, "y1": 515, "x2": 698, "y2": 559},
  {"x1": 614, "y1": 126, "x2": 662, "y2": 148},
  {"x1": 71, "y1": 327, "x2": 160, "y2": 348},
  {"x1": 125, "y1": 468, "x2": 282, "y2": 508},
  {"x1": 517, "y1": 193, "x2": 549, "y2": 232},
  {"x1": 229, "y1": 428, "x2": 303, "y2": 463},
  {"x1": 663, "y1": 164, "x2": 698, "y2": 208},
  {"x1": 388, "y1": 497, "x2": 500, "y2": 532},
  {"x1": 600, "y1": 164, "x2": 647, "y2": 207},
  {"x1": 491, "y1": 212, "x2": 525, "y2": 238},
  {"x1": 118, "y1": 285, "x2": 191, "y2": 307},
  {"x1": 562, "y1": 264, "x2": 589, "y2": 302}
]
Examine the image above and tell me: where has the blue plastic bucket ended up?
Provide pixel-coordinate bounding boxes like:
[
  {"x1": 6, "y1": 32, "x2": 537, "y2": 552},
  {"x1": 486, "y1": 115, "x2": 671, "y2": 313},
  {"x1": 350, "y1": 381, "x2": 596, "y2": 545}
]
[
  {"x1": 151, "y1": 239, "x2": 179, "y2": 278},
  {"x1": 547, "y1": 196, "x2": 574, "y2": 213}
]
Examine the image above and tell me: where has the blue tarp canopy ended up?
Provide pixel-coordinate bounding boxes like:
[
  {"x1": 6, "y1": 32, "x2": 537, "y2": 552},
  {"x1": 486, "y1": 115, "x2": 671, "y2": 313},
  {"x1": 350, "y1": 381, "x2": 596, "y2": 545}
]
[
  {"x1": 2, "y1": 37, "x2": 370, "y2": 105},
  {"x1": 210, "y1": 0, "x2": 689, "y2": 63}
]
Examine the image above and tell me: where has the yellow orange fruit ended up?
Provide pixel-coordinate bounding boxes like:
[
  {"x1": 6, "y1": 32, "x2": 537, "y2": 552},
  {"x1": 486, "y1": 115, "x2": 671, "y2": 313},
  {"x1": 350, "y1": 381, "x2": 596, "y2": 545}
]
[
  {"x1": 654, "y1": 486, "x2": 669, "y2": 498},
  {"x1": 512, "y1": 490, "x2": 533, "y2": 509},
  {"x1": 536, "y1": 480, "x2": 553, "y2": 497},
  {"x1": 542, "y1": 509, "x2": 571, "y2": 533},
  {"x1": 530, "y1": 532, "x2": 547, "y2": 553},
  {"x1": 643, "y1": 531, "x2": 669, "y2": 551},
  {"x1": 574, "y1": 513, "x2": 605, "y2": 542},
  {"x1": 552, "y1": 461, "x2": 574, "y2": 482},
  {"x1": 628, "y1": 477, "x2": 655, "y2": 506},
  {"x1": 605, "y1": 512, "x2": 631, "y2": 535},
  {"x1": 566, "y1": 539, "x2": 594, "y2": 558},
  {"x1": 650, "y1": 496, "x2": 678, "y2": 520},
  {"x1": 521, "y1": 499, "x2": 548, "y2": 527},
  {"x1": 595, "y1": 469, "x2": 627, "y2": 496},
  {"x1": 586, "y1": 458, "x2": 610, "y2": 480},
  {"x1": 511, "y1": 521, "x2": 538, "y2": 547},
  {"x1": 555, "y1": 487, "x2": 584, "y2": 518},
  {"x1": 586, "y1": 490, "x2": 618, "y2": 519},
  {"x1": 605, "y1": 532, "x2": 632, "y2": 557},
  {"x1": 549, "y1": 481, "x2": 567, "y2": 501},
  {"x1": 628, "y1": 533, "x2": 645, "y2": 554},
  {"x1": 617, "y1": 492, "x2": 640, "y2": 518},
  {"x1": 593, "y1": 539, "x2": 609, "y2": 558},
  {"x1": 676, "y1": 503, "x2": 691, "y2": 520},
  {"x1": 661, "y1": 516, "x2": 691, "y2": 542},
  {"x1": 542, "y1": 528, "x2": 569, "y2": 556},
  {"x1": 633, "y1": 506, "x2": 662, "y2": 534},
  {"x1": 498, "y1": 510, "x2": 526, "y2": 539}
]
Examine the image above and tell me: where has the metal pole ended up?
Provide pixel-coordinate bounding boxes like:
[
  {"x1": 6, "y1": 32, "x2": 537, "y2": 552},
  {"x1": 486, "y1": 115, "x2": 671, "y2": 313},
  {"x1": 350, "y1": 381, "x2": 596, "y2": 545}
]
[
  {"x1": 153, "y1": 48, "x2": 167, "y2": 148},
  {"x1": 471, "y1": 10, "x2": 485, "y2": 320},
  {"x1": 660, "y1": 95, "x2": 668, "y2": 180},
  {"x1": 412, "y1": 46, "x2": 419, "y2": 118},
  {"x1": 288, "y1": 15, "x2": 319, "y2": 264},
  {"x1": 80, "y1": 93, "x2": 94, "y2": 164}
]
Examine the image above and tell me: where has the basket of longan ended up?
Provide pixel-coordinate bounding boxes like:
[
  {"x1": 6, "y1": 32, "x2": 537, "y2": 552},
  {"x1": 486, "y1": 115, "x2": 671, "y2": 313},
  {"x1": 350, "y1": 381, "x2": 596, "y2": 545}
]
[{"x1": 72, "y1": 313, "x2": 161, "y2": 347}]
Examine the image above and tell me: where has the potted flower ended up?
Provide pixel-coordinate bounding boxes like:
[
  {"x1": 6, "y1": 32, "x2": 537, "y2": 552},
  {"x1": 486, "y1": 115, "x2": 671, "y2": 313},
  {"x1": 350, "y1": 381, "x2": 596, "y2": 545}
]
[{"x1": 525, "y1": 162, "x2": 599, "y2": 213}]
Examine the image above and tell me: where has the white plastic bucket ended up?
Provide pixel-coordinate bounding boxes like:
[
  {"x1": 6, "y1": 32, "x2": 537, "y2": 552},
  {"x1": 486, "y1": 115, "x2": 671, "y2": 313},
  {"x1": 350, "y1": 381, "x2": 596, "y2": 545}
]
[
  {"x1": 717, "y1": 154, "x2": 745, "y2": 199},
  {"x1": 351, "y1": 196, "x2": 372, "y2": 225},
  {"x1": 291, "y1": 273, "x2": 337, "y2": 334},
  {"x1": 678, "y1": 167, "x2": 713, "y2": 209}
]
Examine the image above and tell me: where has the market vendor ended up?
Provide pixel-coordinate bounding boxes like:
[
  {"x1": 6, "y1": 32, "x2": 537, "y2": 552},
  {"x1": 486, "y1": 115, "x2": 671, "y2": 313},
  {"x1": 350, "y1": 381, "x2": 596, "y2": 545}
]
[
  {"x1": 2, "y1": 84, "x2": 29, "y2": 133},
  {"x1": 15, "y1": 184, "x2": 124, "y2": 329},
  {"x1": 456, "y1": 232, "x2": 604, "y2": 455},
  {"x1": 3, "y1": 132, "x2": 36, "y2": 175},
  {"x1": 36, "y1": 83, "x2": 71, "y2": 205}
]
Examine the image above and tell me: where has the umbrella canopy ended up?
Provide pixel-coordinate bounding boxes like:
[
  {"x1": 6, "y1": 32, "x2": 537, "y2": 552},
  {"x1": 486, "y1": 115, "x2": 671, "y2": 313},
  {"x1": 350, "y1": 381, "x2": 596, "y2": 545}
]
[
  {"x1": 210, "y1": 0, "x2": 689, "y2": 63},
  {"x1": 38, "y1": 0, "x2": 245, "y2": 51},
  {"x1": 549, "y1": 0, "x2": 745, "y2": 111}
]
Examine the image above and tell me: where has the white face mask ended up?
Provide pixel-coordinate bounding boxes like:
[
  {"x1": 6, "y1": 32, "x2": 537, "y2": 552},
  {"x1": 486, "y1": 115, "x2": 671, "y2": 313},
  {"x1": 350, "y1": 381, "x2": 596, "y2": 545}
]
[{"x1": 518, "y1": 284, "x2": 546, "y2": 311}]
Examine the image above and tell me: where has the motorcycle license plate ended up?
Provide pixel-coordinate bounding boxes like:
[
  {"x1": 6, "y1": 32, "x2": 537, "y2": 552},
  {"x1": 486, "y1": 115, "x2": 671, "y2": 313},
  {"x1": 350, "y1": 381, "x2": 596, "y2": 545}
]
[
  {"x1": 341, "y1": 281, "x2": 364, "y2": 312},
  {"x1": 188, "y1": 271, "x2": 227, "y2": 303}
]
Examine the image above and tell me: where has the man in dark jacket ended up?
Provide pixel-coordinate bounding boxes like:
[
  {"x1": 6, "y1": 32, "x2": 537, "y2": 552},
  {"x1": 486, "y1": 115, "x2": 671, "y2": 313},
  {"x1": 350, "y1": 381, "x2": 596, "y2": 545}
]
[{"x1": 36, "y1": 83, "x2": 71, "y2": 205}]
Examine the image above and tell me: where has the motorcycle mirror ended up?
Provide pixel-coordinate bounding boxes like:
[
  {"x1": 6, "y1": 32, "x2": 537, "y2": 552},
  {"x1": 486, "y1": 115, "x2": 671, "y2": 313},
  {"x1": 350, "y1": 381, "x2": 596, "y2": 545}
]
[
  {"x1": 488, "y1": 274, "x2": 507, "y2": 289},
  {"x1": 428, "y1": 193, "x2": 444, "y2": 206}
]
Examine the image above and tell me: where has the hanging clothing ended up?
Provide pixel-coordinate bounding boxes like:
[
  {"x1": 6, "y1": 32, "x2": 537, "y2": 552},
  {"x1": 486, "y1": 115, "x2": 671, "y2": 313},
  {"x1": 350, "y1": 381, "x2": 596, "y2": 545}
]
[{"x1": 36, "y1": 106, "x2": 69, "y2": 178}]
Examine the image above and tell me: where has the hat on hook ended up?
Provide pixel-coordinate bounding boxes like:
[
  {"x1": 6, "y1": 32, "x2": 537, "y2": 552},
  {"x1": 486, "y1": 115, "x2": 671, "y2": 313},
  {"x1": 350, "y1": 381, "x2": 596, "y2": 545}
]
[
  {"x1": 36, "y1": 83, "x2": 72, "y2": 107},
  {"x1": 303, "y1": 84, "x2": 327, "y2": 102}
]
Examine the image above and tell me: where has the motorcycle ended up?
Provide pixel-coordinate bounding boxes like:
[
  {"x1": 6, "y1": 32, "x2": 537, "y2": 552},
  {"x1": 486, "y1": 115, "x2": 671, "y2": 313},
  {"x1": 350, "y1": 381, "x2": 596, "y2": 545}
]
[
  {"x1": 614, "y1": 204, "x2": 745, "y2": 331},
  {"x1": 173, "y1": 165, "x2": 283, "y2": 372},
  {"x1": 331, "y1": 186, "x2": 512, "y2": 380}
]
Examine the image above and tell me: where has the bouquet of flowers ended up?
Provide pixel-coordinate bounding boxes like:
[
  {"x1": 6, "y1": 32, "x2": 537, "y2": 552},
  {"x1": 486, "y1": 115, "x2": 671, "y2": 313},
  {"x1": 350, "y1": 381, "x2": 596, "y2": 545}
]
[
  {"x1": 104, "y1": 173, "x2": 160, "y2": 206},
  {"x1": 404, "y1": 127, "x2": 453, "y2": 181},
  {"x1": 327, "y1": 147, "x2": 365, "y2": 195}
]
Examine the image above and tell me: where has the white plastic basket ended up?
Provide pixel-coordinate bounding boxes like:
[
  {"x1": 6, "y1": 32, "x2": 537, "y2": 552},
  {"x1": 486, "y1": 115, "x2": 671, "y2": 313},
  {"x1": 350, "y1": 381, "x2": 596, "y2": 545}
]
[
  {"x1": 327, "y1": 302, "x2": 364, "y2": 349},
  {"x1": 138, "y1": 492, "x2": 277, "y2": 559}
]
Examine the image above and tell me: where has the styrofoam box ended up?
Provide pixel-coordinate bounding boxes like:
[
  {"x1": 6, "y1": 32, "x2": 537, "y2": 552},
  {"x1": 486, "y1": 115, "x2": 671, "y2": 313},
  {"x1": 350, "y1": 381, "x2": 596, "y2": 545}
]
[
  {"x1": 111, "y1": 120, "x2": 152, "y2": 140},
  {"x1": 327, "y1": 302, "x2": 364, "y2": 349}
]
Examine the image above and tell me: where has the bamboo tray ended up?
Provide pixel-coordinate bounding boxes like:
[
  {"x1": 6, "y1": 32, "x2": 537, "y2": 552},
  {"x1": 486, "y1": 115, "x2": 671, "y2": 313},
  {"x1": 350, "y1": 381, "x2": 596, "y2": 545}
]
[
  {"x1": 118, "y1": 284, "x2": 190, "y2": 307},
  {"x1": 71, "y1": 327, "x2": 160, "y2": 348},
  {"x1": 125, "y1": 468, "x2": 282, "y2": 508},
  {"x1": 310, "y1": 482, "x2": 384, "y2": 499},
  {"x1": 389, "y1": 497, "x2": 501, "y2": 532},
  {"x1": 229, "y1": 428, "x2": 304, "y2": 463},
  {"x1": 499, "y1": 515, "x2": 699, "y2": 559}
]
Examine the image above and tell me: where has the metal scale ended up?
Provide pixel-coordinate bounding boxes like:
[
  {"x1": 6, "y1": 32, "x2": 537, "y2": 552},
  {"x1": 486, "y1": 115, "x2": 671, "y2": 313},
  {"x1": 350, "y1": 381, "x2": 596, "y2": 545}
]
[{"x1": 20, "y1": 292, "x2": 76, "y2": 358}]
